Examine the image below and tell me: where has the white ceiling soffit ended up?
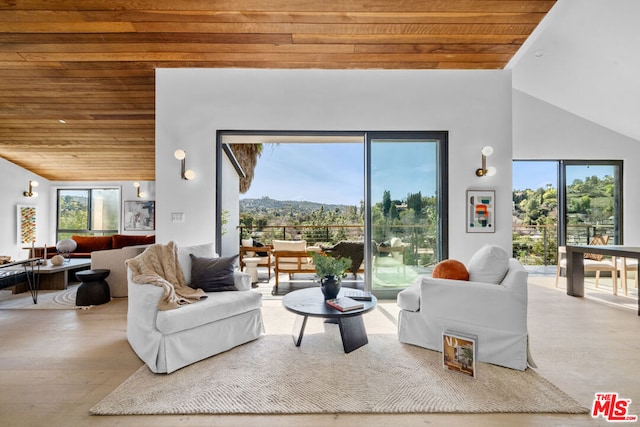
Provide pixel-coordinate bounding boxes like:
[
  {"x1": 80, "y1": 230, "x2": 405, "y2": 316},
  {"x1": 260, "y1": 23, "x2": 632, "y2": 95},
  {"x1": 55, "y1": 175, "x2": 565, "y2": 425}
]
[{"x1": 509, "y1": 0, "x2": 640, "y2": 142}]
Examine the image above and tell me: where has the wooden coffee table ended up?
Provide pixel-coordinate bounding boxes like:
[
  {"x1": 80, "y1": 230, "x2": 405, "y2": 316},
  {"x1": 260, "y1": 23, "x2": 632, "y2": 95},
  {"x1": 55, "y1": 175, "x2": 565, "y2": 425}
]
[
  {"x1": 5, "y1": 258, "x2": 91, "y2": 292},
  {"x1": 282, "y1": 287, "x2": 377, "y2": 353}
]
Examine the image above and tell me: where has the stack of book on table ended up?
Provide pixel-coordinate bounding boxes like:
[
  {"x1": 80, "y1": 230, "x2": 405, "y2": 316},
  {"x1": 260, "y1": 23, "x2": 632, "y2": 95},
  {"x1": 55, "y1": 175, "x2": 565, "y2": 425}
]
[{"x1": 326, "y1": 297, "x2": 364, "y2": 312}]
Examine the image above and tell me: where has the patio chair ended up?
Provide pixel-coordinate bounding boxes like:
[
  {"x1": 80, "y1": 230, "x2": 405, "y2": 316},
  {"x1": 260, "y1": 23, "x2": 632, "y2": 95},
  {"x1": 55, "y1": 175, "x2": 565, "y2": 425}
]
[
  {"x1": 271, "y1": 240, "x2": 321, "y2": 289},
  {"x1": 320, "y1": 241, "x2": 364, "y2": 277},
  {"x1": 616, "y1": 257, "x2": 638, "y2": 296},
  {"x1": 555, "y1": 235, "x2": 618, "y2": 291},
  {"x1": 373, "y1": 237, "x2": 408, "y2": 276}
]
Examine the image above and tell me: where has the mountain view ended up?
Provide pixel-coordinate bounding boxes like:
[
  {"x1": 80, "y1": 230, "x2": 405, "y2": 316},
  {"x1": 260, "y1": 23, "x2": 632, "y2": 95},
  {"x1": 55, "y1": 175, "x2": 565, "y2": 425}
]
[{"x1": 240, "y1": 197, "x2": 356, "y2": 216}]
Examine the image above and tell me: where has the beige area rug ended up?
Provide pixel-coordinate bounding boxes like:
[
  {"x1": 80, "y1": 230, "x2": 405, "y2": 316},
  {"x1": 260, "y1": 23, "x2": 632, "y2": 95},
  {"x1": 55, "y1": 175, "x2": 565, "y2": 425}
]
[
  {"x1": 0, "y1": 284, "x2": 82, "y2": 309},
  {"x1": 91, "y1": 333, "x2": 588, "y2": 415}
]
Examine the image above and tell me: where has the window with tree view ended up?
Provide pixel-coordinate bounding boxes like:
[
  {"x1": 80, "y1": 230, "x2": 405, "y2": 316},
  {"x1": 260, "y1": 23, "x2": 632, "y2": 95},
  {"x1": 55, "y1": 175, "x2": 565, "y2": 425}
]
[
  {"x1": 512, "y1": 160, "x2": 622, "y2": 266},
  {"x1": 564, "y1": 162, "x2": 621, "y2": 246},
  {"x1": 57, "y1": 188, "x2": 120, "y2": 241}
]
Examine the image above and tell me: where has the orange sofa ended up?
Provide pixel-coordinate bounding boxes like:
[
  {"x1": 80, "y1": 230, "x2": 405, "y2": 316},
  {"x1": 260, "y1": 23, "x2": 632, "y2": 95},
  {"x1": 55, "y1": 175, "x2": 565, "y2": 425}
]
[{"x1": 34, "y1": 234, "x2": 155, "y2": 259}]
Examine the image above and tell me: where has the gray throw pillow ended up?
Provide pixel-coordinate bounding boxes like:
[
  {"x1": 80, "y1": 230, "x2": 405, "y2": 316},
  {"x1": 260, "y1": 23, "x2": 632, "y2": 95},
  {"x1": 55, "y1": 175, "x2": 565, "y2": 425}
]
[{"x1": 189, "y1": 254, "x2": 239, "y2": 292}]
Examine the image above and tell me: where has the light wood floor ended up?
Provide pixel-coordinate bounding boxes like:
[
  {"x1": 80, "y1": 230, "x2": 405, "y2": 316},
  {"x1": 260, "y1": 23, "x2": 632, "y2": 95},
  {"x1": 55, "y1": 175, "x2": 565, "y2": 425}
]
[{"x1": 0, "y1": 276, "x2": 638, "y2": 427}]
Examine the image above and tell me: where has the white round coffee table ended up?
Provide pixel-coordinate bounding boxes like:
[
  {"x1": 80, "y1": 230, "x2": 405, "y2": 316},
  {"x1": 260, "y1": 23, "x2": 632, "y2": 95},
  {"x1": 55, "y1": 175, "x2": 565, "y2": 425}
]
[{"x1": 243, "y1": 257, "x2": 261, "y2": 284}]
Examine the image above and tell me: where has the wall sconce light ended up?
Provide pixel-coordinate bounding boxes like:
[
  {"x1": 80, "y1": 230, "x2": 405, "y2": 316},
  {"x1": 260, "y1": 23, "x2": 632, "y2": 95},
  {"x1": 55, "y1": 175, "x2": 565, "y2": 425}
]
[
  {"x1": 23, "y1": 180, "x2": 39, "y2": 197},
  {"x1": 174, "y1": 149, "x2": 195, "y2": 180},
  {"x1": 133, "y1": 182, "x2": 146, "y2": 198},
  {"x1": 475, "y1": 146, "x2": 497, "y2": 177}
]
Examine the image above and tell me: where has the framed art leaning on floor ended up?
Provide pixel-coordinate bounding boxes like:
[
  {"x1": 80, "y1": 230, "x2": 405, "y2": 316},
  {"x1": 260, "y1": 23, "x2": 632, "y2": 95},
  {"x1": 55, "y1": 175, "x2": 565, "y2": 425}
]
[{"x1": 466, "y1": 190, "x2": 495, "y2": 233}]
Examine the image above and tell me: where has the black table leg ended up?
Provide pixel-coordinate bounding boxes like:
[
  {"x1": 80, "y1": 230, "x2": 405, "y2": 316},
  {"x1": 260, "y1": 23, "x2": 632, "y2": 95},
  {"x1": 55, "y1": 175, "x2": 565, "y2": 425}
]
[
  {"x1": 24, "y1": 263, "x2": 40, "y2": 304},
  {"x1": 291, "y1": 315, "x2": 308, "y2": 347},
  {"x1": 566, "y1": 249, "x2": 585, "y2": 297},
  {"x1": 338, "y1": 315, "x2": 368, "y2": 353}
]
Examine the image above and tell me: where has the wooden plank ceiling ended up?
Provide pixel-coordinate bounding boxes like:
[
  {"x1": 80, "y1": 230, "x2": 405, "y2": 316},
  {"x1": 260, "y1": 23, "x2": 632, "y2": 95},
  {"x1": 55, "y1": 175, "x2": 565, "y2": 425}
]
[{"x1": 0, "y1": 0, "x2": 555, "y2": 181}]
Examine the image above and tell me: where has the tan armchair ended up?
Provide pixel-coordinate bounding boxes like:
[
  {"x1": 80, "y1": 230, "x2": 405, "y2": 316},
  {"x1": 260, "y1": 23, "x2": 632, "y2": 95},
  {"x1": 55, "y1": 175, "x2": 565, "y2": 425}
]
[
  {"x1": 555, "y1": 235, "x2": 618, "y2": 291},
  {"x1": 271, "y1": 240, "x2": 321, "y2": 289}
]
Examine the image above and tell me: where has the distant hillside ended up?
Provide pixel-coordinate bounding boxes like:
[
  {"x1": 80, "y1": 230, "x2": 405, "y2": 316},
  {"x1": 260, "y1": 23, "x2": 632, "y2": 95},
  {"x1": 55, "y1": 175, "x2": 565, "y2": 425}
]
[{"x1": 240, "y1": 197, "x2": 352, "y2": 215}]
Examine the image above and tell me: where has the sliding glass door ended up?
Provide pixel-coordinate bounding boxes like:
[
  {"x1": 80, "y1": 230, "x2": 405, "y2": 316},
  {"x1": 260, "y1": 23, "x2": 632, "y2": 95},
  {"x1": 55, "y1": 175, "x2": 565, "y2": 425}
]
[
  {"x1": 218, "y1": 130, "x2": 448, "y2": 298},
  {"x1": 562, "y1": 161, "x2": 622, "y2": 245},
  {"x1": 366, "y1": 132, "x2": 448, "y2": 297},
  {"x1": 512, "y1": 159, "x2": 623, "y2": 267}
]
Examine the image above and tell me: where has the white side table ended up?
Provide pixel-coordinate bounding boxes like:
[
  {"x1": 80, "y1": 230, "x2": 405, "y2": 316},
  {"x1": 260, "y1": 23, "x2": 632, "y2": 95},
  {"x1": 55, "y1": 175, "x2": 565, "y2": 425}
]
[{"x1": 243, "y1": 257, "x2": 261, "y2": 284}]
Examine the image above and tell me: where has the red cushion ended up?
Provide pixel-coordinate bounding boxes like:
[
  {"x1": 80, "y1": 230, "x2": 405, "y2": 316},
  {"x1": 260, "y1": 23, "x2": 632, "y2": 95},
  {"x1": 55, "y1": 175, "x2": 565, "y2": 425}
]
[
  {"x1": 111, "y1": 234, "x2": 155, "y2": 249},
  {"x1": 432, "y1": 259, "x2": 469, "y2": 281},
  {"x1": 71, "y1": 235, "x2": 112, "y2": 252}
]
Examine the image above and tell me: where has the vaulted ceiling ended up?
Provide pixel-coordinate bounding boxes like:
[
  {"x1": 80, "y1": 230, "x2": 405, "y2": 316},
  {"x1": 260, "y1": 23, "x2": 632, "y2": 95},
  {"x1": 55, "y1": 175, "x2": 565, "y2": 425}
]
[{"x1": 0, "y1": 1, "x2": 555, "y2": 181}]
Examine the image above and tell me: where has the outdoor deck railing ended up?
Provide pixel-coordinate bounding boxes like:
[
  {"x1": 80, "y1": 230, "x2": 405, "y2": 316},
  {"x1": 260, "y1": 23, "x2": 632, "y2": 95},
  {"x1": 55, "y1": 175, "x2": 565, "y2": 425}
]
[
  {"x1": 239, "y1": 225, "x2": 365, "y2": 245},
  {"x1": 238, "y1": 224, "x2": 438, "y2": 266},
  {"x1": 241, "y1": 222, "x2": 614, "y2": 267},
  {"x1": 512, "y1": 223, "x2": 615, "y2": 265}
]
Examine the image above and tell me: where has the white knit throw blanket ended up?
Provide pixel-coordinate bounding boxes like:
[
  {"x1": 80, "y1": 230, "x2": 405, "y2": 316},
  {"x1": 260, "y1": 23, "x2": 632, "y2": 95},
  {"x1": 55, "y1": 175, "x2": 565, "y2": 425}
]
[{"x1": 126, "y1": 241, "x2": 207, "y2": 310}]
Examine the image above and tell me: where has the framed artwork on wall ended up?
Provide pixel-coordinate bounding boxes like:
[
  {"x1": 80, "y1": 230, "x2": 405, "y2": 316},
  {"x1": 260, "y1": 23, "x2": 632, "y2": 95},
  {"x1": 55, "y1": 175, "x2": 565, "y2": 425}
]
[
  {"x1": 17, "y1": 204, "x2": 37, "y2": 245},
  {"x1": 124, "y1": 200, "x2": 155, "y2": 231},
  {"x1": 466, "y1": 190, "x2": 495, "y2": 233}
]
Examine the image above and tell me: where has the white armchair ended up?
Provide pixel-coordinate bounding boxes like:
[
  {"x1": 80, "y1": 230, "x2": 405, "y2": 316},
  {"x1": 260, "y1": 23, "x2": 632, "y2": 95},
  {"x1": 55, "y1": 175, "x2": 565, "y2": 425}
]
[
  {"x1": 397, "y1": 245, "x2": 533, "y2": 371},
  {"x1": 126, "y1": 242, "x2": 263, "y2": 373}
]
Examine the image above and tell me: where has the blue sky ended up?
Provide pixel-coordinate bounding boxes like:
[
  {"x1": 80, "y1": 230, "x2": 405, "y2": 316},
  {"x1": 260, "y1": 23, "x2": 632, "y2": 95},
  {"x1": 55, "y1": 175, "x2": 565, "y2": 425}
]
[
  {"x1": 242, "y1": 148, "x2": 615, "y2": 205},
  {"x1": 513, "y1": 161, "x2": 615, "y2": 191},
  {"x1": 370, "y1": 142, "x2": 437, "y2": 202},
  {"x1": 242, "y1": 142, "x2": 438, "y2": 206},
  {"x1": 512, "y1": 161, "x2": 557, "y2": 191},
  {"x1": 242, "y1": 143, "x2": 364, "y2": 205}
]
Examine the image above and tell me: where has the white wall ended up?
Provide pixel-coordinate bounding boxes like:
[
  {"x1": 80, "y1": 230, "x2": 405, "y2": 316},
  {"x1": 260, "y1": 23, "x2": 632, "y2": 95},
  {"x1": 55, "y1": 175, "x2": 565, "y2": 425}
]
[
  {"x1": 221, "y1": 152, "x2": 240, "y2": 257},
  {"x1": 512, "y1": 89, "x2": 640, "y2": 244},
  {"x1": 508, "y1": 0, "x2": 640, "y2": 143},
  {"x1": 156, "y1": 68, "x2": 513, "y2": 262},
  {"x1": 0, "y1": 158, "x2": 50, "y2": 261}
]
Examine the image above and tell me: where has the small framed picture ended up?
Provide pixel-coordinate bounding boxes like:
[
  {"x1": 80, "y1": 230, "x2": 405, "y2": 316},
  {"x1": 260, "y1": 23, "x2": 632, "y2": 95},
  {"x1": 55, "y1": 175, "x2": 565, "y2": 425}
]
[
  {"x1": 466, "y1": 190, "x2": 495, "y2": 233},
  {"x1": 17, "y1": 204, "x2": 37, "y2": 245},
  {"x1": 123, "y1": 200, "x2": 155, "y2": 231}
]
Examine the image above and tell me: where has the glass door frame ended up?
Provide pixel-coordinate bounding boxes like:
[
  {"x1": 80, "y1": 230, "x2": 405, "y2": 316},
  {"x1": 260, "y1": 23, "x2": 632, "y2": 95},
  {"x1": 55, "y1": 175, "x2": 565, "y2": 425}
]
[
  {"x1": 558, "y1": 160, "x2": 623, "y2": 246},
  {"x1": 217, "y1": 129, "x2": 449, "y2": 297},
  {"x1": 364, "y1": 131, "x2": 449, "y2": 297}
]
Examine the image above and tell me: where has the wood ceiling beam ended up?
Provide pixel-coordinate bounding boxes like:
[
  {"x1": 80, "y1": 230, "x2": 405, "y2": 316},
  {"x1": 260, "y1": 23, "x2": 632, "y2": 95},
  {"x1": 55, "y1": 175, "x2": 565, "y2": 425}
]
[
  {"x1": 16, "y1": 52, "x2": 514, "y2": 63},
  {"x1": 293, "y1": 34, "x2": 529, "y2": 44},
  {"x1": 0, "y1": 10, "x2": 549, "y2": 25},
  {"x1": 0, "y1": 33, "x2": 293, "y2": 44},
  {"x1": 2, "y1": 42, "x2": 523, "y2": 56},
  {"x1": 0, "y1": 1, "x2": 556, "y2": 14},
  {"x1": 131, "y1": 22, "x2": 540, "y2": 35}
]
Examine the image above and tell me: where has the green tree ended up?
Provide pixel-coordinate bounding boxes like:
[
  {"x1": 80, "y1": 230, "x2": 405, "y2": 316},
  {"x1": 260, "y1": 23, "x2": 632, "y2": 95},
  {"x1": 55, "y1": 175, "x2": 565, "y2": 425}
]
[
  {"x1": 382, "y1": 190, "x2": 391, "y2": 218},
  {"x1": 406, "y1": 191, "x2": 423, "y2": 218}
]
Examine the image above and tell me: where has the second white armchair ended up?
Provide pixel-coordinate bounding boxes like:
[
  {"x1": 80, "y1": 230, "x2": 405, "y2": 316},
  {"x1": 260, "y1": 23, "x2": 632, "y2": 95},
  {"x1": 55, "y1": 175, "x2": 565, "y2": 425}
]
[{"x1": 397, "y1": 244, "x2": 533, "y2": 371}]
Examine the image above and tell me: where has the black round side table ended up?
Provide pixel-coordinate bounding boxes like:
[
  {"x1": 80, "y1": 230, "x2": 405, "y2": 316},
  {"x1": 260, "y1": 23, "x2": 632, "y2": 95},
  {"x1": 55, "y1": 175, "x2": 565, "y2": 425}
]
[{"x1": 75, "y1": 269, "x2": 111, "y2": 306}]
